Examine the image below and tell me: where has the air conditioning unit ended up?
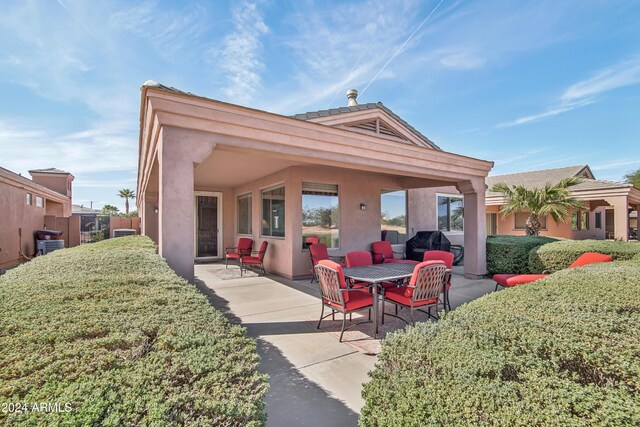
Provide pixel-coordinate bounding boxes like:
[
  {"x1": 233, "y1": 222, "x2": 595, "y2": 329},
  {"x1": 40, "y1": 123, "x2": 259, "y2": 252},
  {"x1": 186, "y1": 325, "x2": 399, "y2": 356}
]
[
  {"x1": 112, "y1": 229, "x2": 137, "y2": 238},
  {"x1": 37, "y1": 240, "x2": 65, "y2": 255}
]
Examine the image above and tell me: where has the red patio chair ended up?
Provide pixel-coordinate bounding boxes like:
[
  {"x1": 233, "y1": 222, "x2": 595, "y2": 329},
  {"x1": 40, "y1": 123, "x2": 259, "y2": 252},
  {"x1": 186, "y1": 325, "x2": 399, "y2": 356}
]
[
  {"x1": 382, "y1": 261, "x2": 448, "y2": 325},
  {"x1": 304, "y1": 236, "x2": 320, "y2": 247},
  {"x1": 240, "y1": 241, "x2": 269, "y2": 277},
  {"x1": 493, "y1": 252, "x2": 613, "y2": 291},
  {"x1": 225, "y1": 237, "x2": 253, "y2": 268},
  {"x1": 345, "y1": 251, "x2": 398, "y2": 292},
  {"x1": 423, "y1": 250, "x2": 454, "y2": 311},
  {"x1": 315, "y1": 260, "x2": 374, "y2": 342},
  {"x1": 371, "y1": 241, "x2": 418, "y2": 265},
  {"x1": 309, "y1": 243, "x2": 344, "y2": 283}
]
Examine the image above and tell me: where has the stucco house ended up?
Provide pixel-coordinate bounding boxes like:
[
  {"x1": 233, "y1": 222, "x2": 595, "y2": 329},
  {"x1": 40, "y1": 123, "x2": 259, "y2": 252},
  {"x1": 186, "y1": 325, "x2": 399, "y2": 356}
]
[
  {"x1": 484, "y1": 165, "x2": 640, "y2": 241},
  {"x1": 136, "y1": 82, "x2": 494, "y2": 282},
  {"x1": 0, "y1": 166, "x2": 76, "y2": 269}
]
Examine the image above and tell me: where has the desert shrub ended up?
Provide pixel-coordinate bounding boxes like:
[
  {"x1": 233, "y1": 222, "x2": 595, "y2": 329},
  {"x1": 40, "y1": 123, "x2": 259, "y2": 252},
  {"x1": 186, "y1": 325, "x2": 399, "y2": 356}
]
[
  {"x1": 529, "y1": 239, "x2": 640, "y2": 273},
  {"x1": 486, "y1": 235, "x2": 558, "y2": 274},
  {"x1": 361, "y1": 260, "x2": 640, "y2": 427},
  {"x1": 0, "y1": 236, "x2": 267, "y2": 426}
]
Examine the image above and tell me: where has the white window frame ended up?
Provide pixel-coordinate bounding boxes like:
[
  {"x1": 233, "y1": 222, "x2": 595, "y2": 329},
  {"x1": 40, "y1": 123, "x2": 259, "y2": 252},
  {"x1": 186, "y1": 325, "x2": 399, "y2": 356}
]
[
  {"x1": 260, "y1": 183, "x2": 286, "y2": 239},
  {"x1": 302, "y1": 181, "x2": 341, "y2": 249},
  {"x1": 236, "y1": 192, "x2": 253, "y2": 236}
]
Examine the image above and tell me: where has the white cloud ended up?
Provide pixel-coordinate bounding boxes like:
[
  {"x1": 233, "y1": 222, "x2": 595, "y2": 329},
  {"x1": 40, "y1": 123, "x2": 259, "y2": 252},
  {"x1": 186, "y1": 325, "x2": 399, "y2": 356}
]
[
  {"x1": 497, "y1": 55, "x2": 640, "y2": 128},
  {"x1": 591, "y1": 159, "x2": 640, "y2": 171},
  {"x1": 438, "y1": 51, "x2": 486, "y2": 70},
  {"x1": 215, "y1": 1, "x2": 269, "y2": 105}
]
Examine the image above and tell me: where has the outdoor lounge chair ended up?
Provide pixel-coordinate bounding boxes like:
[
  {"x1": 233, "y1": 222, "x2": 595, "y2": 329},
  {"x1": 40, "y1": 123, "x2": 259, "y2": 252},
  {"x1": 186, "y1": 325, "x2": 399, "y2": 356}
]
[
  {"x1": 309, "y1": 243, "x2": 344, "y2": 283},
  {"x1": 422, "y1": 250, "x2": 454, "y2": 311},
  {"x1": 382, "y1": 261, "x2": 448, "y2": 325},
  {"x1": 225, "y1": 237, "x2": 253, "y2": 268},
  {"x1": 315, "y1": 259, "x2": 374, "y2": 342},
  {"x1": 371, "y1": 241, "x2": 418, "y2": 264},
  {"x1": 493, "y1": 252, "x2": 613, "y2": 291},
  {"x1": 240, "y1": 241, "x2": 269, "y2": 277}
]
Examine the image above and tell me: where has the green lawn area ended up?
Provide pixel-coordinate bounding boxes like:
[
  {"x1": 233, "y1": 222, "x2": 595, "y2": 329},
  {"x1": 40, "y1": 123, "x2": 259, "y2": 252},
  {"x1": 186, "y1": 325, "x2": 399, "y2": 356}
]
[
  {"x1": 361, "y1": 253, "x2": 640, "y2": 426},
  {"x1": 0, "y1": 236, "x2": 267, "y2": 426}
]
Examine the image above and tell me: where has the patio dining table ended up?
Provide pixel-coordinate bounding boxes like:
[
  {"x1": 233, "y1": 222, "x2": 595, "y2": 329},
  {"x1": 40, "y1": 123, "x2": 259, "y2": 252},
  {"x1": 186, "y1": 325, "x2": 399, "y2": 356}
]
[{"x1": 342, "y1": 262, "x2": 417, "y2": 338}]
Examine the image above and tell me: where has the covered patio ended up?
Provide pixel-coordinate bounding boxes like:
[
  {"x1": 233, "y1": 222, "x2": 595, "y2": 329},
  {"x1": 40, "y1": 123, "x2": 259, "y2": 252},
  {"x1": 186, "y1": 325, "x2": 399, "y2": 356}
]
[
  {"x1": 194, "y1": 262, "x2": 495, "y2": 425},
  {"x1": 137, "y1": 82, "x2": 493, "y2": 282}
]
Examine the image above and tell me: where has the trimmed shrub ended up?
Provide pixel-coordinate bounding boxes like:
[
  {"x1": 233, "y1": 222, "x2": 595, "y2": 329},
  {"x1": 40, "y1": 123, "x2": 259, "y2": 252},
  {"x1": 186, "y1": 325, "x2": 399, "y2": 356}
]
[
  {"x1": 0, "y1": 236, "x2": 267, "y2": 426},
  {"x1": 486, "y1": 235, "x2": 558, "y2": 274},
  {"x1": 529, "y1": 239, "x2": 640, "y2": 273},
  {"x1": 361, "y1": 260, "x2": 640, "y2": 426}
]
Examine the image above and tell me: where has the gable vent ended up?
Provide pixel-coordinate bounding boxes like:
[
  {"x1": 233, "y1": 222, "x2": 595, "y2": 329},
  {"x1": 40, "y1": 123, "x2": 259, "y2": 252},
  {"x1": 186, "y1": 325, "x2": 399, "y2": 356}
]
[{"x1": 348, "y1": 119, "x2": 407, "y2": 141}]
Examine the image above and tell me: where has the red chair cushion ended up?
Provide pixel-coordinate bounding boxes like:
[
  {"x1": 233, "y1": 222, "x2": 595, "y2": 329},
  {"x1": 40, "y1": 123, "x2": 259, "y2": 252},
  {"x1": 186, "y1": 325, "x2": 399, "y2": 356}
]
[
  {"x1": 405, "y1": 260, "x2": 446, "y2": 297},
  {"x1": 569, "y1": 252, "x2": 614, "y2": 268},
  {"x1": 493, "y1": 273, "x2": 547, "y2": 287},
  {"x1": 317, "y1": 259, "x2": 350, "y2": 302},
  {"x1": 226, "y1": 253, "x2": 241, "y2": 259},
  {"x1": 242, "y1": 256, "x2": 262, "y2": 265},
  {"x1": 371, "y1": 241, "x2": 394, "y2": 263},
  {"x1": 385, "y1": 286, "x2": 438, "y2": 307},
  {"x1": 346, "y1": 251, "x2": 373, "y2": 267},
  {"x1": 422, "y1": 250, "x2": 454, "y2": 269},
  {"x1": 343, "y1": 290, "x2": 374, "y2": 311}
]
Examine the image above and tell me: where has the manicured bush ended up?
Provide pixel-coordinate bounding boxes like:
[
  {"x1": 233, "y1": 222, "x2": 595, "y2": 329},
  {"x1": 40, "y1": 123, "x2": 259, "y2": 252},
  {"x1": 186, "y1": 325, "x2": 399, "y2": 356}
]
[
  {"x1": 529, "y1": 239, "x2": 640, "y2": 273},
  {"x1": 0, "y1": 236, "x2": 268, "y2": 426},
  {"x1": 486, "y1": 235, "x2": 558, "y2": 274},
  {"x1": 361, "y1": 260, "x2": 640, "y2": 426}
]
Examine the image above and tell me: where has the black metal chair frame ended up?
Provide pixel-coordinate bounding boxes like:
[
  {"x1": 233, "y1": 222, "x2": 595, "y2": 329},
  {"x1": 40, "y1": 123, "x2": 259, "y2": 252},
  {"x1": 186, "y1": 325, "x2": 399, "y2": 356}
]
[
  {"x1": 315, "y1": 264, "x2": 373, "y2": 342},
  {"x1": 382, "y1": 263, "x2": 448, "y2": 325},
  {"x1": 240, "y1": 242, "x2": 269, "y2": 277}
]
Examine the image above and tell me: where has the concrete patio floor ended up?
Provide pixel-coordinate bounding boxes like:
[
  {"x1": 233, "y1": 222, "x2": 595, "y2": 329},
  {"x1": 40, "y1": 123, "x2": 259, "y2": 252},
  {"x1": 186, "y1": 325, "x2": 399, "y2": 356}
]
[{"x1": 195, "y1": 263, "x2": 495, "y2": 427}]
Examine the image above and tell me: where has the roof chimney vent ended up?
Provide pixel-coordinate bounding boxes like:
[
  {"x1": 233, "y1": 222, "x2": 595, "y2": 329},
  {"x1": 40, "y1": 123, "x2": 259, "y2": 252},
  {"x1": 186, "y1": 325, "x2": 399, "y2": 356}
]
[{"x1": 346, "y1": 89, "x2": 358, "y2": 107}]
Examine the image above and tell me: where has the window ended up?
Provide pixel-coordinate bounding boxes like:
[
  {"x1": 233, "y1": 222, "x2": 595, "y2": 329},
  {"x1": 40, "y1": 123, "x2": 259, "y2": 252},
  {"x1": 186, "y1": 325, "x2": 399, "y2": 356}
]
[
  {"x1": 35, "y1": 196, "x2": 44, "y2": 208},
  {"x1": 514, "y1": 212, "x2": 547, "y2": 230},
  {"x1": 581, "y1": 210, "x2": 589, "y2": 230},
  {"x1": 261, "y1": 185, "x2": 285, "y2": 237},
  {"x1": 302, "y1": 182, "x2": 339, "y2": 248},
  {"x1": 595, "y1": 212, "x2": 602, "y2": 229},
  {"x1": 237, "y1": 193, "x2": 252, "y2": 235},
  {"x1": 486, "y1": 213, "x2": 497, "y2": 235},
  {"x1": 26, "y1": 193, "x2": 32, "y2": 205},
  {"x1": 381, "y1": 190, "x2": 407, "y2": 244},
  {"x1": 572, "y1": 209, "x2": 589, "y2": 230},
  {"x1": 437, "y1": 195, "x2": 463, "y2": 232}
]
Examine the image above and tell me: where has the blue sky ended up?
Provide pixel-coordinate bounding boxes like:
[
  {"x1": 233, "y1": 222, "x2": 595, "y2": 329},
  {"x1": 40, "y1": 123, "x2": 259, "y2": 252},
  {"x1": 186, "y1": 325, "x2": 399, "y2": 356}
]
[{"x1": 1, "y1": 0, "x2": 639, "y2": 212}]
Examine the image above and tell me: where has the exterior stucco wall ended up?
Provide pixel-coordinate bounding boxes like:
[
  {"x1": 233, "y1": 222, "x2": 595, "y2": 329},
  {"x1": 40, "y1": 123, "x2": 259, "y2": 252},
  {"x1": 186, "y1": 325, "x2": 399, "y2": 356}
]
[
  {"x1": 408, "y1": 186, "x2": 465, "y2": 246},
  {"x1": 488, "y1": 205, "x2": 607, "y2": 240}
]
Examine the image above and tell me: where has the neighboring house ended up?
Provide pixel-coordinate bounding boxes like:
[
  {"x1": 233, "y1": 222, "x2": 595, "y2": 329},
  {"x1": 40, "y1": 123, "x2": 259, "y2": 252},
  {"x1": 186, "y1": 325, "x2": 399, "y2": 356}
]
[
  {"x1": 0, "y1": 166, "x2": 77, "y2": 269},
  {"x1": 136, "y1": 82, "x2": 493, "y2": 282},
  {"x1": 484, "y1": 165, "x2": 639, "y2": 241}
]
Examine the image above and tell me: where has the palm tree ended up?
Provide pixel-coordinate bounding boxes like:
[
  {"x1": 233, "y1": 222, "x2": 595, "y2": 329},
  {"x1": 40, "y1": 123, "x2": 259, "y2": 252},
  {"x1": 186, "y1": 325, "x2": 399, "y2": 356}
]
[
  {"x1": 491, "y1": 177, "x2": 585, "y2": 236},
  {"x1": 118, "y1": 189, "x2": 136, "y2": 215}
]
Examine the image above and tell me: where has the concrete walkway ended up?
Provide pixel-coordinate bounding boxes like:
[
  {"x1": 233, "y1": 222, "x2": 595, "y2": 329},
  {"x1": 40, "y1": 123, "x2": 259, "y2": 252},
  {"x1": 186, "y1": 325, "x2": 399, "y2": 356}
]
[{"x1": 195, "y1": 264, "x2": 495, "y2": 427}]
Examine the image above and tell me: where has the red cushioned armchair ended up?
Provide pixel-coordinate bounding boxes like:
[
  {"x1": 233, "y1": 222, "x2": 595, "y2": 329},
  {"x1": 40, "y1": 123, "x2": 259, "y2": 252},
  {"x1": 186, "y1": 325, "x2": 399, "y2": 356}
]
[
  {"x1": 493, "y1": 252, "x2": 613, "y2": 291},
  {"x1": 225, "y1": 237, "x2": 253, "y2": 268},
  {"x1": 315, "y1": 260, "x2": 374, "y2": 342},
  {"x1": 423, "y1": 250, "x2": 454, "y2": 311},
  {"x1": 371, "y1": 241, "x2": 417, "y2": 265},
  {"x1": 382, "y1": 261, "x2": 448, "y2": 325},
  {"x1": 240, "y1": 241, "x2": 269, "y2": 277},
  {"x1": 309, "y1": 243, "x2": 345, "y2": 283}
]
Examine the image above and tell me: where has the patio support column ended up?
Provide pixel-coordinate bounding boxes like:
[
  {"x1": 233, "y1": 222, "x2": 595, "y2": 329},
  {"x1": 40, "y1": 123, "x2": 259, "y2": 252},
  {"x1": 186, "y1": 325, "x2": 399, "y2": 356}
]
[
  {"x1": 604, "y1": 196, "x2": 629, "y2": 241},
  {"x1": 158, "y1": 127, "x2": 216, "y2": 281},
  {"x1": 143, "y1": 191, "x2": 158, "y2": 244},
  {"x1": 457, "y1": 179, "x2": 487, "y2": 279}
]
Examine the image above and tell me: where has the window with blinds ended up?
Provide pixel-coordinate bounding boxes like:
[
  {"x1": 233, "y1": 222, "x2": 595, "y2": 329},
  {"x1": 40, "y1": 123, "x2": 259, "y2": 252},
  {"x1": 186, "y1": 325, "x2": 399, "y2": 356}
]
[{"x1": 302, "y1": 182, "x2": 339, "y2": 248}]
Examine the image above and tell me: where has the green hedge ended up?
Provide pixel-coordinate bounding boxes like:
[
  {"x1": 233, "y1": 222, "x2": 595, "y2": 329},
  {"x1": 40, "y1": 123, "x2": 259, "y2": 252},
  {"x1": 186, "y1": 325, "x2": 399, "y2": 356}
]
[
  {"x1": 486, "y1": 235, "x2": 558, "y2": 274},
  {"x1": 0, "y1": 236, "x2": 268, "y2": 426},
  {"x1": 529, "y1": 239, "x2": 640, "y2": 273},
  {"x1": 361, "y1": 259, "x2": 640, "y2": 426}
]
